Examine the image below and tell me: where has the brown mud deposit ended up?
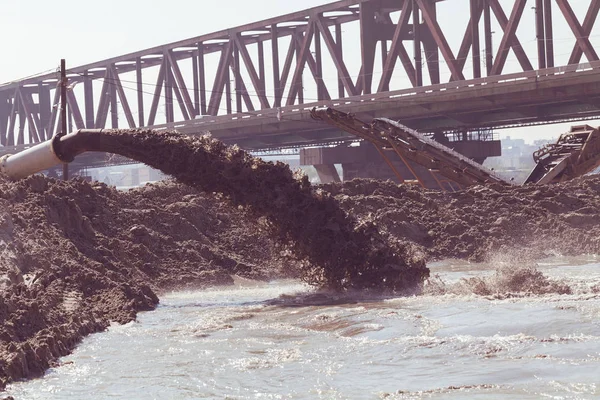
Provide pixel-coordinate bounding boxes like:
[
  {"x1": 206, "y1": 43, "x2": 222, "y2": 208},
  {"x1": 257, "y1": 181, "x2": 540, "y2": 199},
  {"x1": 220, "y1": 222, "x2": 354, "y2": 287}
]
[
  {"x1": 322, "y1": 177, "x2": 600, "y2": 261},
  {"x1": 0, "y1": 177, "x2": 288, "y2": 389},
  {"x1": 0, "y1": 129, "x2": 599, "y2": 389},
  {"x1": 88, "y1": 130, "x2": 427, "y2": 291}
]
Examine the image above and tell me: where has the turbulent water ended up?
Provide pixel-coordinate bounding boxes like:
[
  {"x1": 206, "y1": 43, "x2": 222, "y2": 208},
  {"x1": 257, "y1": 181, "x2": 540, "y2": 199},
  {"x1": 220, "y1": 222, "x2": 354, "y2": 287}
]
[{"x1": 6, "y1": 257, "x2": 600, "y2": 399}]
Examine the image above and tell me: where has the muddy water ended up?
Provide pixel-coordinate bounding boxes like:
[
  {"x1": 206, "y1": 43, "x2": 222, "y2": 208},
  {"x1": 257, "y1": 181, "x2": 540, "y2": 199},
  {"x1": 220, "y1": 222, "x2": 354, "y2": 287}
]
[{"x1": 6, "y1": 257, "x2": 600, "y2": 399}]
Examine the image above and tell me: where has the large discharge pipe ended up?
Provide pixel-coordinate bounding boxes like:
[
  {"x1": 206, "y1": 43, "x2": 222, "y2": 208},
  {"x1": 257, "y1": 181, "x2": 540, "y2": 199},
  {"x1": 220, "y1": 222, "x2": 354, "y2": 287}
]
[{"x1": 0, "y1": 130, "x2": 111, "y2": 180}]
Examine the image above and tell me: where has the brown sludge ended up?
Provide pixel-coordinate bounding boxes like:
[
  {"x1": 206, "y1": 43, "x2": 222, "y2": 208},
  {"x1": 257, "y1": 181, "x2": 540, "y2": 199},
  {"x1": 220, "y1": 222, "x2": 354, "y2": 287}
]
[
  {"x1": 1, "y1": 129, "x2": 599, "y2": 390},
  {"x1": 0, "y1": 129, "x2": 426, "y2": 389}
]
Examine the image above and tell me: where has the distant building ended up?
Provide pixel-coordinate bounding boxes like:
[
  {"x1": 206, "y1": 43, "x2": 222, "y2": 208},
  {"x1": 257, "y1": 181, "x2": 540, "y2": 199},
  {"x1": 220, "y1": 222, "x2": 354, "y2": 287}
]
[{"x1": 483, "y1": 136, "x2": 554, "y2": 184}]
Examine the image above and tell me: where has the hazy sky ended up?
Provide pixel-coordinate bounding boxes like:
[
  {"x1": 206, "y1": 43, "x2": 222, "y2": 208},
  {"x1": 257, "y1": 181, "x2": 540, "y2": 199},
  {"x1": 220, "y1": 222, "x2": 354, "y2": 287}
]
[
  {"x1": 0, "y1": 0, "x2": 329, "y2": 81},
  {"x1": 1, "y1": 0, "x2": 598, "y2": 144}
]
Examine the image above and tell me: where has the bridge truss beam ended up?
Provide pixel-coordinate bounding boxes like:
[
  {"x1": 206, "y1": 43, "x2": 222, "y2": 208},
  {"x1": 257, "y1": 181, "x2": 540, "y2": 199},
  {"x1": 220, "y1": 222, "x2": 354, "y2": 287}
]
[{"x1": 1, "y1": 0, "x2": 600, "y2": 147}]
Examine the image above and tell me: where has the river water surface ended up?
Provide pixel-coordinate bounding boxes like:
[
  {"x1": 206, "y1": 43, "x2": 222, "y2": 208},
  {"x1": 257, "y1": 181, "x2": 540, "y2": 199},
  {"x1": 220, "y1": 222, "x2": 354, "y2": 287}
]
[{"x1": 6, "y1": 257, "x2": 600, "y2": 399}]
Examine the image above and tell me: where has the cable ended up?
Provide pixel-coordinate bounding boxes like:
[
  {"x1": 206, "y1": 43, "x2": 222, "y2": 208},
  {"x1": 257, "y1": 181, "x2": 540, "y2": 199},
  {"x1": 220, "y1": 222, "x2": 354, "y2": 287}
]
[
  {"x1": 71, "y1": 45, "x2": 592, "y2": 113},
  {"x1": 1, "y1": 13, "x2": 598, "y2": 90},
  {"x1": 0, "y1": 25, "x2": 590, "y2": 99},
  {"x1": 6, "y1": 57, "x2": 598, "y2": 148},
  {"x1": 69, "y1": 62, "x2": 600, "y2": 139},
  {"x1": 51, "y1": 40, "x2": 599, "y2": 136},
  {"x1": 0, "y1": 68, "x2": 58, "y2": 87}
]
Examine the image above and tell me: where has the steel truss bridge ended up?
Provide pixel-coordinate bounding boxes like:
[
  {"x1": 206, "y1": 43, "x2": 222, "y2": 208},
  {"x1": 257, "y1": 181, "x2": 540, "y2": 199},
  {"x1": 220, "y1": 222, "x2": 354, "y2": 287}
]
[{"x1": 2, "y1": 0, "x2": 600, "y2": 156}]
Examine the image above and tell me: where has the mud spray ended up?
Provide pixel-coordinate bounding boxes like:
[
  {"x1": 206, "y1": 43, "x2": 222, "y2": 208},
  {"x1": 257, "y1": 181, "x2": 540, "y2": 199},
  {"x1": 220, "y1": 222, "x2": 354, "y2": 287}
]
[{"x1": 1, "y1": 129, "x2": 599, "y2": 389}]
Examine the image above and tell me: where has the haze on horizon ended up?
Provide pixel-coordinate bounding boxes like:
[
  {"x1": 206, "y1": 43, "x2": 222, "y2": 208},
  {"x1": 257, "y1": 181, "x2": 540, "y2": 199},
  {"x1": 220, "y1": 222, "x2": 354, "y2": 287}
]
[{"x1": 1, "y1": 0, "x2": 599, "y2": 144}]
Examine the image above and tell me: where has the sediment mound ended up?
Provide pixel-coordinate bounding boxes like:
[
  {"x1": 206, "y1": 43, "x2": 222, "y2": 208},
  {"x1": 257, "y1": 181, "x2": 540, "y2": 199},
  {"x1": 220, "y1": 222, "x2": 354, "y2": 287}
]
[
  {"x1": 322, "y1": 176, "x2": 600, "y2": 261},
  {"x1": 0, "y1": 177, "x2": 291, "y2": 388},
  {"x1": 87, "y1": 129, "x2": 427, "y2": 291}
]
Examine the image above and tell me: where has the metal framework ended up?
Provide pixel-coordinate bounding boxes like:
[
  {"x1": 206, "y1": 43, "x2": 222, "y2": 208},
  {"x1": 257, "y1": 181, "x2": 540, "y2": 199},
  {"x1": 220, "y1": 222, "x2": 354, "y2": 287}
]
[
  {"x1": 524, "y1": 125, "x2": 600, "y2": 184},
  {"x1": 1, "y1": 0, "x2": 600, "y2": 148},
  {"x1": 311, "y1": 106, "x2": 509, "y2": 188}
]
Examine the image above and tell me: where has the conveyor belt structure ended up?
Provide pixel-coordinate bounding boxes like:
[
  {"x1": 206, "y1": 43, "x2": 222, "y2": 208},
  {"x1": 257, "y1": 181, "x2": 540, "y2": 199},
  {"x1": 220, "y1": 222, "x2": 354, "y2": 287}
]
[{"x1": 310, "y1": 107, "x2": 510, "y2": 189}]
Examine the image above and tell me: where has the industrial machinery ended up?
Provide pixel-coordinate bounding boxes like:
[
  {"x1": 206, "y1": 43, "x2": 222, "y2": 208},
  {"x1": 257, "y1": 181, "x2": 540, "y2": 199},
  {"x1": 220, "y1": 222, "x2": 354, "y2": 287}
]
[
  {"x1": 310, "y1": 107, "x2": 510, "y2": 189},
  {"x1": 311, "y1": 107, "x2": 600, "y2": 189},
  {"x1": 524, "y1": 125, "x2": 600, "y2": 184},
  {"x1": 0, "y1": 130, "x2": 122, "y2": 180}
]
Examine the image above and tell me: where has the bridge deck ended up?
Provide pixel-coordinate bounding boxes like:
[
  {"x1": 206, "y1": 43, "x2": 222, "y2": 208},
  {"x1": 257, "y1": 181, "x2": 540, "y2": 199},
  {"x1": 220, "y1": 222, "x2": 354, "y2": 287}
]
[
  {"x1": 155, "y1": 61, "x2": 600, "y2": 150},
  {"x1": 2, "y1": 61, "x2": 600, "y2": 161}
]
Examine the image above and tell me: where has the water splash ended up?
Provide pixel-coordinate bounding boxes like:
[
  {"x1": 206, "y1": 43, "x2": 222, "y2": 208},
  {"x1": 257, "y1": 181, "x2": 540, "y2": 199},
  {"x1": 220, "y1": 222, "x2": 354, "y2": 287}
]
[{"x1": 424, "y1": 253, "x2": 572, "y2": 297}]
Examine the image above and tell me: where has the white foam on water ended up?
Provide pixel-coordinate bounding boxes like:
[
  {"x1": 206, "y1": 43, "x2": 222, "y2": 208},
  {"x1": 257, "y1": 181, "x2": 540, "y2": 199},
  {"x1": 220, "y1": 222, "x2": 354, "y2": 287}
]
[{"x1": 6, "y1": 257, "x2": 600, "y2": 399}]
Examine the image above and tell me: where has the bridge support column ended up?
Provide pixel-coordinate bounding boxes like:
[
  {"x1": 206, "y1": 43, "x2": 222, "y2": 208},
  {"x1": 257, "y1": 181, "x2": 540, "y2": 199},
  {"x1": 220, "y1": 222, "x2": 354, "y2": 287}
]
[
  {"x1": 38, "y1": 84, "x2": 51, "y2": 141},
  {"x1": 0, "y1": 95, "x2": 8, "y2": 146},
  {"x1": 17, "y1": 100, "x2": 25, "y2": 146},
  {"x1": 84, "y1": 72, "x2": 95, "y2": 129},
  {"x1": 535, "y1": 0, "x2": 546, "y2": 69},
  {"x1": 131, "y1": 168, "x2": 140, "y2": 187},
  {"x1": 543, "y1": 0, "x2": 554, "y2": 67},
  {"x1": 359, "y1": 2, "x2": 378, "y2": 94},
  {"x1": 413, "y1": 2, "x2": 423, "y2": 87},
  {"x1": 484, "y1": 0, "x2": 493, "y2": 75},
  {"x1": 314, "y1": 164, "x2": 341, "y2": 184},
  {"x1": 109, "y1": 69, "x2": 119, "y2": 128},
  {"x1": 301, "y1": 144, "x2": 441, "y2": 188},
  {"x1": 340, "y1": 147, "x2": 442, "y2": 188}
]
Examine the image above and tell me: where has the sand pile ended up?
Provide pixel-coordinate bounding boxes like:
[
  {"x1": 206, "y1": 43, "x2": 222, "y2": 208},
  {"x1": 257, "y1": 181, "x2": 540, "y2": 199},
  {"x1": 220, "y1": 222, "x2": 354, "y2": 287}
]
[
  {"x1": 322, "y1": 177, "x2": 600, "y2": 261},
  {"x1": 0, "y1": 176, "x2": 293, "y2": 388},
  {"x1": 86, "y1": 129, "x2": 427, "y2": 291}
]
